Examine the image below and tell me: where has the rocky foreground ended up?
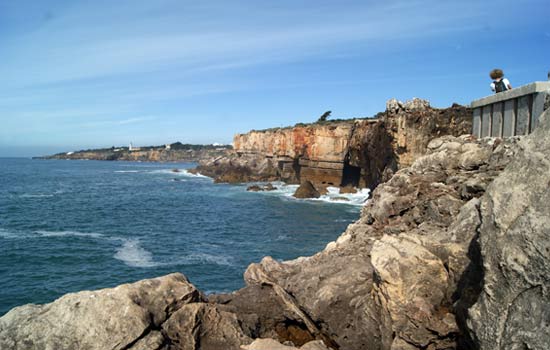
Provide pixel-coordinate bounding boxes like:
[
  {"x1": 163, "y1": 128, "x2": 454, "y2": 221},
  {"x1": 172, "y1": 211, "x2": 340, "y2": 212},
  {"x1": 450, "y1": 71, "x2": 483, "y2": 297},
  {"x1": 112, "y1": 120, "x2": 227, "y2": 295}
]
[{"x1": 1, "y1": 110, "x2": 549, "y2": 349}]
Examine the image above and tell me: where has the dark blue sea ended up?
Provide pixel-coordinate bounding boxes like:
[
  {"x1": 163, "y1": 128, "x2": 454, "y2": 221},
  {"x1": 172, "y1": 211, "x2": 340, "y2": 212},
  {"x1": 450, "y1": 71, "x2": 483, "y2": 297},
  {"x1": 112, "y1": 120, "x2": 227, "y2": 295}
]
[{"x1": 0, "y1": 158, "x2": 368, "y2": 316}]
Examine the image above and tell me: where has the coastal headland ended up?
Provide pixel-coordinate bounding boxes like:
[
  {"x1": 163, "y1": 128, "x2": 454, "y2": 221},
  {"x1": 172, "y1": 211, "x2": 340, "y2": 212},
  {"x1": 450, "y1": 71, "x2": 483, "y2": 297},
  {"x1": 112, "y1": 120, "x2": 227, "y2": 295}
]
[
  {"x1": 193, "y1": 99, "x2": 472, "y2": 192},
  {"x1": 2, "y1": 101, "x2": 549, "y2": 350}
]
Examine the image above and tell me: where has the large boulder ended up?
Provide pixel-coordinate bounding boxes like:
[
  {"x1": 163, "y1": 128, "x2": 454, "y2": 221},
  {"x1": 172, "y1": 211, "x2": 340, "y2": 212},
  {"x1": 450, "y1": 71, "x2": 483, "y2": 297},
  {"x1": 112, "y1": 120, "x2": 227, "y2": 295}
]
[
  {"x1": 0, "y1": 273, "x2": 202, "y2": 350},
  {"x1": 241, "y1": 338, "x2": 331, "y2": 350},
  {"x1": 0, "y1": 273, "x2": 253, "y2": 350},
  {"x1": 293, "y1": 181, "x2": 321, "y2": 198},
  {"x1": 466, "y1": 109, "x2": 550, "y2": 349},
  {"x1": 162, "y1": 303, "x2": 251, "y2": 350}
]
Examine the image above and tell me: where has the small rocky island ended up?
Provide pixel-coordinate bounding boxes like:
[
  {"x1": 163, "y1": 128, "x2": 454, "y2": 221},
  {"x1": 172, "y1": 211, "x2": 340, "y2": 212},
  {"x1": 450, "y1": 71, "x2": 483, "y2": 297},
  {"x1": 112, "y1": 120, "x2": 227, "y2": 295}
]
[{"x1": 2, "y1": 99, "x2": 549, "y2": 350}]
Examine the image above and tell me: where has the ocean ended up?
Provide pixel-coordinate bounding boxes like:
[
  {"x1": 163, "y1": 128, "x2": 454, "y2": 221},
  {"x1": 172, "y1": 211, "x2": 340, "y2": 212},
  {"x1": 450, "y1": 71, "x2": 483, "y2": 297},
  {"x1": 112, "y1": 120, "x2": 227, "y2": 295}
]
[{"x1": 0, "y1": 158, "x2": 369, "y2": 316}]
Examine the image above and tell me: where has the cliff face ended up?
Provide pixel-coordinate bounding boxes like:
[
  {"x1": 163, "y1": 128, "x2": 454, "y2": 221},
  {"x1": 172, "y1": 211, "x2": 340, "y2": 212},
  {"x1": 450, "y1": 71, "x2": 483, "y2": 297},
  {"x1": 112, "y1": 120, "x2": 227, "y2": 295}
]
[
  {"x1": 197, "y1": 99, "x2": 472, "y2": 189},
  {"x1": 234, "y1": 122, "x2": 355, "y2": 186}
]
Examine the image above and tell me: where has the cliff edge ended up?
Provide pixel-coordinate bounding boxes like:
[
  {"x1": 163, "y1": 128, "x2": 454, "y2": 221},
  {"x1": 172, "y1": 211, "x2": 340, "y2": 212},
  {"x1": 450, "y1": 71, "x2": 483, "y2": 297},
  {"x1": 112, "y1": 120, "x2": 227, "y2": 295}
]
[{"x1": 194, "y1": 99, "x2": 472, "y2": 191}]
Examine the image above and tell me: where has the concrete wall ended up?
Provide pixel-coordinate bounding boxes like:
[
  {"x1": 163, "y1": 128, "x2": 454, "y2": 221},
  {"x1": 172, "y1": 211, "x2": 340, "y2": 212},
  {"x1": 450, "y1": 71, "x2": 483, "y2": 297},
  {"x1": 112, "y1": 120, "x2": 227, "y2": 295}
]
[{"x1": 471, "y1": 82, "x2": 550, "y2": 138}]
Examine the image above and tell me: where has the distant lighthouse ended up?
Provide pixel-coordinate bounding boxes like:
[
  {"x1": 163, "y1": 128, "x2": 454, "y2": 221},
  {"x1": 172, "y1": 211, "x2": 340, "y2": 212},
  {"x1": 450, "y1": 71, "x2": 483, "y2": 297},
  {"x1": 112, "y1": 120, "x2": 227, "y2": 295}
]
[{"x1": 128, "y1": 142, "x2": 140, "y2": 152}]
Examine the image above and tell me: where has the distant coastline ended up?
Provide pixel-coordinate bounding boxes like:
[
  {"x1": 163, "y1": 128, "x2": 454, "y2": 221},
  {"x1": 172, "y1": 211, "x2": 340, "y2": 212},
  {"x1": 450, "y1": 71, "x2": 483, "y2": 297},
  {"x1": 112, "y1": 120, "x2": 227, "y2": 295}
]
[{"x1": 34, "y1": 142, "x2": 232, "y2": 162}]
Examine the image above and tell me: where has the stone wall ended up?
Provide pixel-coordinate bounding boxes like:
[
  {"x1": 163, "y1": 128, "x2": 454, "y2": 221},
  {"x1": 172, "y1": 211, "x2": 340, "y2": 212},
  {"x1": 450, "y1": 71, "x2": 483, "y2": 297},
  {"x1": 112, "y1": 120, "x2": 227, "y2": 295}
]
[{"x1": 471, "y1": 81, "x2": 550, "y2": 138}]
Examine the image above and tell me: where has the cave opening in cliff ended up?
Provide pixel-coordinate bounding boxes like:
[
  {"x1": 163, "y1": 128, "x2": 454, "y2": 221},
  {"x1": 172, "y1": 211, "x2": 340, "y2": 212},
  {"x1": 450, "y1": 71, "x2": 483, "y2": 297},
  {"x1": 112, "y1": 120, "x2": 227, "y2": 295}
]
[{"x1": 341, "y1": 161, "x2": 361, "y2": 187}]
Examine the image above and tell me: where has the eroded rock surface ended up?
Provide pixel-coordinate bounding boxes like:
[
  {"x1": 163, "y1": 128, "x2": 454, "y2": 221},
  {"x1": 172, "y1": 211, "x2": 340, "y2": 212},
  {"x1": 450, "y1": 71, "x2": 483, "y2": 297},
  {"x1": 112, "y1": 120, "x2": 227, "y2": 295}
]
[
  {"x1": 241, "y1": 133, "x2": 523, "y2": 349},
  {"x1": 466, "y1": 109, "x2": 550, "y2": 349},
  {"x1": 0, "y1": 273, "x2": 250, "y2": 350},
  {"x1": 0, "y1": 273, "x2": 196, "y2": 349}
]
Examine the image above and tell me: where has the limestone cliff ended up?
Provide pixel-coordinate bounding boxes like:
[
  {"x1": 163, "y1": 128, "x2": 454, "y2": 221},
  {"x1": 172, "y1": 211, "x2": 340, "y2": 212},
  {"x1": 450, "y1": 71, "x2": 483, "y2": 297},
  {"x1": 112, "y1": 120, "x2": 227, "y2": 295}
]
[{"x1": 195, "y1": 99, "x2": 472, "y2": 190}]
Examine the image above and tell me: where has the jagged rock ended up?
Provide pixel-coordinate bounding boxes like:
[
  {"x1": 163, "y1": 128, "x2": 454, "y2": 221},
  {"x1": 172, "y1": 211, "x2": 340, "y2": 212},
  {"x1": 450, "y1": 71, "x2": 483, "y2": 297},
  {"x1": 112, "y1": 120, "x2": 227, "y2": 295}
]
[
  {"x1": 211, "y1": 284, "x2": 308, "y2": 344},
  {"x1": 339, "y1": 185, "x2": 357, "y2": 194},
  {"x1": 162, "y1": 303, "x2": 251, "y2": 350},
  {"x1": 293, "y1": 181, "x2": 321, "y2": 198},
  {"x1": 247, "y1": 183, "x2": 277, "y2": 192},
  {"x1": 403, "y1": 98, "x2": 430, "y2": 111},
  {"x1": 0, "y1": 273, "x2": 203, "y2": 350},
  {"x1": 386, "y1": 98, "x2": 404, "y2": 113},
  {"x1": 242, "y1": 134, "x2": 521, "y2": 349},
  {"x1": 371, "y1": 235, "x2": 457, "y2": 348},
  {"x1": 385, "y1": 98, "x2": 430, "y2": 113},
  {"x1": 466, "y1": 109, "x2": 550, "y2": 349},
  {"x1": 241, "y1": 338, "x2": 331, "y2": 350}
]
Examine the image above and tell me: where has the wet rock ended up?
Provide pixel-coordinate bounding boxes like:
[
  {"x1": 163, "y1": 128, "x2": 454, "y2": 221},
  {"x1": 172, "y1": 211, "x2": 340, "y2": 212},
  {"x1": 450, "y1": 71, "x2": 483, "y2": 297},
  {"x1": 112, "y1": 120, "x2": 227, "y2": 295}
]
[
  {"x1": 339, "y1": 185, "x2": 357, "y2": 194},
  {"x1": 293, "y1": 181, "x2": 321, "y2": 198},
  {"x1": 247, "y1": 183, "x2": 277, "y2": 192}
]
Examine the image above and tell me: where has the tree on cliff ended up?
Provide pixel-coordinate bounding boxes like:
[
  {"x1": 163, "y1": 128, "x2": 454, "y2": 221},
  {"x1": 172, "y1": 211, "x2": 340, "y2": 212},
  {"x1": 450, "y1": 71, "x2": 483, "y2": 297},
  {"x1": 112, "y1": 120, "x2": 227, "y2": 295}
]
[{"x1": 317, "y1": 111, "x2": 331, "y2": 122}]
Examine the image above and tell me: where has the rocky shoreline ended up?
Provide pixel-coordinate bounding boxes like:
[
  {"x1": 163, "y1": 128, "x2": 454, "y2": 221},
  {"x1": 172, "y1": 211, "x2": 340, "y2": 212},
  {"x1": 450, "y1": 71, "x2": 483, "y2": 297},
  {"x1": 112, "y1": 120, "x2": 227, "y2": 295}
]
[{"x1": 1, "y1": 108, "x2": 549, "y2": 349}]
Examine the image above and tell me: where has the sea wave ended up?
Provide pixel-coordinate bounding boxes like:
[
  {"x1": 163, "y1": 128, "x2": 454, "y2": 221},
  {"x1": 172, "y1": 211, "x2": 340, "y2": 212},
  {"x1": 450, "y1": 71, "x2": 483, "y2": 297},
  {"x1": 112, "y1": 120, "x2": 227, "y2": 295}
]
[
  {"x1": 114, "y1": 170, "x2": 141, "y2": 173},
  {"x1": 113, "y1": 239, "x2": 159, "y2": 268},
  {"x1": 176, "y1": 252, "x2": 234, "y2": 266},
  {"x1": 19, "y1": 193, "x2": 55, "y2": 198},
  {"x1": 0, "y1": 228, "x2": 22, "y2": 239},
  {"x1": 249, "y1": 183, "x2": 370, "y2": 206},
  {"x1": 35, "y1": 230, "x2": 105, "y2": 239},
  {"x1": 156, "y1": 169, "x2": 211, "y2": 179}
]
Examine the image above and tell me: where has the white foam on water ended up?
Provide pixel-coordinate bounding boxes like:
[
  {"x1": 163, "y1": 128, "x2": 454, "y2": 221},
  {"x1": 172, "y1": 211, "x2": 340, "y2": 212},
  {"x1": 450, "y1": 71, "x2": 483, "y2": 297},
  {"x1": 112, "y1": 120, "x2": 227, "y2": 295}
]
[
  {"x1": 249, "y1": 183, "x2": 370, "y2": 206},
  {"x1": 35, "y1": 230, "x2": 104, "y2": 239},
  {"x1": 151, "y1": 169, "x2": 212, "y2": 179},
  {"x1": 114, "y1": 170, "x2": 140, "y2": 173},
  {"x1": 19, "y1": 193, "x2": 54, "y2": 198},
  {"x1": 114, "y1": 239, "x2": 159, "y2": 268},
  {"x1": 177, "y1": 253, "x2": 234, "y2": 266},
  {"x1": 0, "y1": 228, "x2": 22, "y2": 239},
  {"x1": 314, "y1": 186, "x2": 371, "y2": 206}
]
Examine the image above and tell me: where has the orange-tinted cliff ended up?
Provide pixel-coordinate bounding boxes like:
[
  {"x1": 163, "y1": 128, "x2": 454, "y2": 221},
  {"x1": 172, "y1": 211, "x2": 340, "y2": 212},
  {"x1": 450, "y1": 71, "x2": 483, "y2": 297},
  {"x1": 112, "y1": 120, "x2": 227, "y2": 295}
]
[{"x1": 195, "y1": 99, "x2": 472, "y2": 189}]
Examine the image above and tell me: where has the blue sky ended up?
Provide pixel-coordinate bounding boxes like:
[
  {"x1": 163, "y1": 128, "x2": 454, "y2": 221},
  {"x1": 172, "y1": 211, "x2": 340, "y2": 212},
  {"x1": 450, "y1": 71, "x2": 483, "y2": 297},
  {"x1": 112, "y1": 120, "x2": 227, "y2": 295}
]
[{"x1": 0, "y1": 0, "x2": 548, "y2": 156}]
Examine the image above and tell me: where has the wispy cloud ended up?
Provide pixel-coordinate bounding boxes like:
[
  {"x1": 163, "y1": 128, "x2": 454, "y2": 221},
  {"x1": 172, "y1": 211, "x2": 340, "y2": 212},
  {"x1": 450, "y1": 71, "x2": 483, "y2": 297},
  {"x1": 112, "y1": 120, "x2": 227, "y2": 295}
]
[{"x1": 0, "y1": 0, "x2": 489, "y2": 88}]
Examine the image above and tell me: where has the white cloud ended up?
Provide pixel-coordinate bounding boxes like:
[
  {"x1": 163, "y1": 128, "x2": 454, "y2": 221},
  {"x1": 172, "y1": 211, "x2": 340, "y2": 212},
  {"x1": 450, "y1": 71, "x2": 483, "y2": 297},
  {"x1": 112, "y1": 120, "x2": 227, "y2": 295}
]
[{"x1": 0, "y1": 0, "x2": 489, "y2": 88}]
